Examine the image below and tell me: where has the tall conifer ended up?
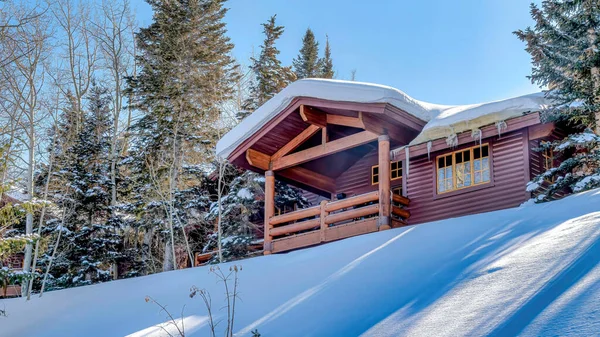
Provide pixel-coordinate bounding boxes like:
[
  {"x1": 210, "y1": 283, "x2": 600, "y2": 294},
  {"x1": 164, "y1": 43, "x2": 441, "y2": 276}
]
[
  {"x1": 516, "y1": 0, "x2": 600, "y2": 198},
  {"x1": 293, "y1": 28, "x2": 321, "y2": 79}
]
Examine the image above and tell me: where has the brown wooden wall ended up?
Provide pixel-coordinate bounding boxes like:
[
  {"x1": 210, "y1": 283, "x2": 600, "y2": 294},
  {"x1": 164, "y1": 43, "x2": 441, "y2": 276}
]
[
  {"x1": 334, "y1": 148, "x2": 403, "y2": 197},
  {"x1": 406, "y1": 129, "x2": 531, "y2": 224}
]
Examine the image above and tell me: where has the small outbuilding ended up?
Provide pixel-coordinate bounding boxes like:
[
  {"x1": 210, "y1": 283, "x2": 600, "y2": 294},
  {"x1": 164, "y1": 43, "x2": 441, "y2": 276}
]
[{"x1": 217, "y1": 79, "x2": 563, "y2": 254}]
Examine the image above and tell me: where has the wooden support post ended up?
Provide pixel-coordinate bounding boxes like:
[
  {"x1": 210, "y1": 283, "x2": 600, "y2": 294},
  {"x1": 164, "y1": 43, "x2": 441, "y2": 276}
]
[
  {"x1": 319, "y1": 200, "x2": 328, "y2": 242},
  {"x1": 378, "y1": 135, "x2": 391, "y2": 230},
  {"x1": 264, "y1": 170, "x2": 275, "y2": 255}
]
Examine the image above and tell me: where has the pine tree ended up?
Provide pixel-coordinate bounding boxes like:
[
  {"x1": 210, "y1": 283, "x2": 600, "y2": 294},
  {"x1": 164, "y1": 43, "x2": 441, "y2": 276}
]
[
  {"x1": 126, "y1": 0, "x2": 239, "y2": 271},
  {"x1": 320, "y1": 35, "x2": 334, "y2": 79},
  {"x1": 40, "y1": 81, "x2": 123, "y2": 289},
  {"x1": 293, "y1": 28, "x2": 321, "y2": 79},
  {"x1": 241, "y1": 15, "x2": 295, "y2": 119},
  {"x1": 516, "y1": 0, "x2": 600, "y2": 200}
]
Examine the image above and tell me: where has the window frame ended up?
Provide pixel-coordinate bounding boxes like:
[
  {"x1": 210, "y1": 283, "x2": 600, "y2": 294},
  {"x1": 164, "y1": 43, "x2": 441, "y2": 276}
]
[
  {"x1": 541, "y1": 141, "x2": 555, "y2": 183},
  {"x1": 433, "y1": 143, "x2": 494, "y2": 198},
  {"x1": 372, "y1": 160, "x2": 403, "y2": 185}
]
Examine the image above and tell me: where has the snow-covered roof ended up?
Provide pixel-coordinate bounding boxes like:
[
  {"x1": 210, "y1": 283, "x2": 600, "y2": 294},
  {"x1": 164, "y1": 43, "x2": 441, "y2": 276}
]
[{"x1": 216, "y1": 79, "x2": 551, "y2": 159}]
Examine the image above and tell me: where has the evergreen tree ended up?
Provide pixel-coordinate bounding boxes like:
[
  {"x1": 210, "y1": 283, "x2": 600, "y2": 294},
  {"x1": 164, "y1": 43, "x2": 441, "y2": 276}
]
[
  {"x1": 320, "y1": 35, "x2": 334, "y2": 79},
  {"x1": 40, "y1": 82, "x2": 123, "y2": 289},
  {"x1": 205, "y1": 169, "x2": 308, "y2": 261},
  {"x1": 293, "y1": 28, "x2": 321, "y2": 79},
  {"x1": 241, "y1": 15, "x2": 295, "y2": 119},
  {"x1": 126, "y1": 0, "x2": 239, "y2": 271},
  {"x1": 516, "y1": 0, "x2": 600, "y2": 199}
]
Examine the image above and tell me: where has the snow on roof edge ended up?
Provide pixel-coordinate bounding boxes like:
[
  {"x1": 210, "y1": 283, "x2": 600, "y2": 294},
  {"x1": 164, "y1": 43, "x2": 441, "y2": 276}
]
[{"x1": 216, "y1": 79, "x2": 551, "y2": 159}]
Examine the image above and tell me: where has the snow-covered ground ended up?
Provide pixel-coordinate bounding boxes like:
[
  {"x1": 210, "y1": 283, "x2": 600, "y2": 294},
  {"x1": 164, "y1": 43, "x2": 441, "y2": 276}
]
[{"x1": 3, "y1": 189, "x2": 600, "y2": 336}]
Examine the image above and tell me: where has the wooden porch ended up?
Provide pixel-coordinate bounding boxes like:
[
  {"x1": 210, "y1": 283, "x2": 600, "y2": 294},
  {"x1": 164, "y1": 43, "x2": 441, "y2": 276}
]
[{"x1": 223, "y1": 98, "x2": 424, "y2": 254}]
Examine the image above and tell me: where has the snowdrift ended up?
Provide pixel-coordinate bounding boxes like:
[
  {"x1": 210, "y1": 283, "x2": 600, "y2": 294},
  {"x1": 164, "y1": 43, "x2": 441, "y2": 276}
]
[{"x1": 3, "y1": 189, "x2": 600, "y2": 336}]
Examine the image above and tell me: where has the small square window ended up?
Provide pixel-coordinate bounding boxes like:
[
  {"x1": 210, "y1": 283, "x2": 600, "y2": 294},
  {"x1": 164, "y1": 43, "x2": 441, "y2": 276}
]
[{"x1": 372, "y1": 160, "x2": 402, "y2": 185}]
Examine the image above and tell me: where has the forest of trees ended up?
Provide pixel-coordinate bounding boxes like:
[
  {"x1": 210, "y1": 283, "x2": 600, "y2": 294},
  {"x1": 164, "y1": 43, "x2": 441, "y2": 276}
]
[{"x1": 0, "y1": 0, "x2": 338, "y2": 299}]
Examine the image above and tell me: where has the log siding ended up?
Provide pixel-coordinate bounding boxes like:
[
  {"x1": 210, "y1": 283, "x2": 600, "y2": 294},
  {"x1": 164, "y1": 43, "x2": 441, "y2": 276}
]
[{"x1": 406, "y1": 130, "x2": 531, "y2": 224}]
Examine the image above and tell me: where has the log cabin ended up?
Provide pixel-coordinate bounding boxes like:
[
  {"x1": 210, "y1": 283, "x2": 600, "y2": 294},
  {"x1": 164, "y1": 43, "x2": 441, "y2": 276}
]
[{"x1": 216, "y1": 79, "x2": 564, "y2": 254}]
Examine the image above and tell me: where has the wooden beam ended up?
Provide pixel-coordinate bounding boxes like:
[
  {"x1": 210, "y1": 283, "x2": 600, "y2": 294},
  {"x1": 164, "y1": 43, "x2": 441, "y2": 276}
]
[
  {"x1": 264, "y1": 171, "x2": 275, "y2": 255},
  {"x1": 326, "y1": 114, "x2": 365, "y2": 129},
  {"x1": 278, "y1": 167, "x2": 336, "y2": 193},
  {"x1": 272, "y1": 125, "x2": 321, "y2": 161},
  {"x1": 272, "y1": 131, "x2": 378, "y2": 171},
  {"x1": 246, "y1": 149, "x2": 271, "y2": 170},
  {"x1": 322, "y1": 127, "x2": 328, "y2": 144},
  {"x1": 362, "y1": 112, "x2": 415, "y2": 144},
  {"x1": 270, "y1": 205, "x2": 321, "y2": 225},
  {"x1": 378, "y1": 135, "x2": 391, "y2": 230},
  {"x1": 528, "y1": 122, "x2": 555, "y2": 140},
  {"x1": 300, "y1": 105, "x2": 327, "y2": 127}
]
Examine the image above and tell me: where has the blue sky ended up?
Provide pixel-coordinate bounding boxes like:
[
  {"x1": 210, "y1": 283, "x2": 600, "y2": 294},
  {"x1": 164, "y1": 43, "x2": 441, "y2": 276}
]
[{"x1": 131, "y1": 0, "x2": 541, "y2": 106}]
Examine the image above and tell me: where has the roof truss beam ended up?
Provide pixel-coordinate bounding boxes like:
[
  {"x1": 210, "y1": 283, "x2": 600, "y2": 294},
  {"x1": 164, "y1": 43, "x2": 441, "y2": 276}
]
[{"x1": 272, "y1": 130, "x2": 378, "y2": 171}]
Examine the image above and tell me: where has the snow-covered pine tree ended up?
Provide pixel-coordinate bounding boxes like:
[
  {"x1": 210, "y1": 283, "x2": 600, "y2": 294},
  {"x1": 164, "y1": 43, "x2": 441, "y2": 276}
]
[
  {"x1": 516, "y1": 0, "x2": 600, "y2": 200},
  {"x1": 126, "y1": 0, "x2": 239, "y2": 271},
  {"x1": 240, "y1": 15, "x2": 295, "y2": 119},
  {"x1": 205, "y1": 168, "x2": 308, "y2": 261},
  {"x1": 320, "y1": 35, "x2": 334, "y2": 79},
  {"x1": 293, "y1": 28, "x2": 321, "y2": 79},
  {"x1": 39, "y1": 81, "x2": 123, "y2": 289}
]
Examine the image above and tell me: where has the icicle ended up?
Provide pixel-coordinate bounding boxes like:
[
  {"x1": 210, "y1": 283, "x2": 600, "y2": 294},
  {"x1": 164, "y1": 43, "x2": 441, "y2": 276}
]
[
  {"x1": 426, "y1": 141, "x2": 432, "y2": 161},
  {"x1": 405, "y1": 147, "x2": 410, "y2": 177},
  {"x1": 471, "y1": 128, "x2": 482, "y2": 146},
  {"x1": 445, "y1": 133, "x2": 458, "y2": 148},
  {"x1": 495, "y1": 120, "x2": 507, "y2": 138}
]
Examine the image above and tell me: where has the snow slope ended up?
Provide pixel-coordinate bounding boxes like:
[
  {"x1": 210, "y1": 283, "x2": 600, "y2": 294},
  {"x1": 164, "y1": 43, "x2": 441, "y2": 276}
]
[
  {"x1": 216, "y1": 79, "x2": 551, "y2": 158},
  {"x1": 3, "y1": 189, "x2": 600, "y2": 337}
]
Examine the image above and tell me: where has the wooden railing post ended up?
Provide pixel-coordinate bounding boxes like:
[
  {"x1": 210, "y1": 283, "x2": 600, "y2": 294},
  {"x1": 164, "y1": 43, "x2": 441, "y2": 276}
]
[
  {"x1": 378, "y1": 135, "x2": 391, "y2": 230},
  {"x1": 319, "y1": 200, "x2": 328, "y2": 242},
  {"x1": 264, "y1": 170, "x2": 275, "y2": 255}
]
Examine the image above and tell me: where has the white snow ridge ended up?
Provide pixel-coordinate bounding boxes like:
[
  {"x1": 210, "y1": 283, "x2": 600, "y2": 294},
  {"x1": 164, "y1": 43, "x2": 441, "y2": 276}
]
[{"x1": 216, "y1": 78, "x2": 551, "y2": 158}]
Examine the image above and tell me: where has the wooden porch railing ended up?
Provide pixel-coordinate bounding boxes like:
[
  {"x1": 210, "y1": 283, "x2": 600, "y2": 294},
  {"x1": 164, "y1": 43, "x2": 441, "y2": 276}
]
[{"x1": 265, "y1": 191, "x2": 410, "y2": 254}]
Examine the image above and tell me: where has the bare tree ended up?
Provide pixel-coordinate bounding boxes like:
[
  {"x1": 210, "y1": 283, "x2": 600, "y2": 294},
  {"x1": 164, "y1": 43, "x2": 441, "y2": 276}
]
[
  {"x1": 47, "y1": 0, "x2": 97, "y2": 131},
  {"x1": 0, "y1": 1, "x2": 52, "y2": 297},
  {"x1": 92, "y1": 0, "x2": 135, "y2": 279}
]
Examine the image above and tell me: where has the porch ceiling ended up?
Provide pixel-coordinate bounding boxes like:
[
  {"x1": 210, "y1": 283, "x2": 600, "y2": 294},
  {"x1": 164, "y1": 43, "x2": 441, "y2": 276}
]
[{"x1": 229, "y1": 97, "x2": 423, "y2": 195}]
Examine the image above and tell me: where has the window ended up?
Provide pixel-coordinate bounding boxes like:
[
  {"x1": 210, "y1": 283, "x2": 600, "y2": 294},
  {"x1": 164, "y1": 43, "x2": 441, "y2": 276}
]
[
  {"x1": 541, "y1": 141, "x2": 555, "y2": 183},
  {"x1": 437, "y1": 144, "x2": 490, "y2": 194},
  {"x1": 372, "y1": 161, "x2": 402, "y2": 185}
]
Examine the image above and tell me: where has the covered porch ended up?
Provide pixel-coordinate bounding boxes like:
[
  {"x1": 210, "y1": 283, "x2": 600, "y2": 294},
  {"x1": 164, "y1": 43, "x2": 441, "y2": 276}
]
[{"x1": 222, "y1": 94, "x2": 424, "y2": 254}]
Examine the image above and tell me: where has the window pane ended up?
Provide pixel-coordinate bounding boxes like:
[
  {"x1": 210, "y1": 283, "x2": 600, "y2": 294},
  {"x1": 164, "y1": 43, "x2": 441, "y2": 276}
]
[
  {"x1": 446, "y1": 155, "x2": 452, "y2": 167},
  {"x1": 464, "y1": 174, "x2": 472, "y2": 186},
  {"x1": 456, "y1": 163, "x2": 465, "y2": 187},
  {"x1": 456, "y1": 152, "x2": 463, "y2": 164},
  {"x1": 475, "y1": 172, "x2": 481, "y2": 184},
  {"x1": 474, "y1": 159, "x2": 481, "y2": 171},
  {"x1": 373, "y1": 166, "x2": 378, "y2": 175},
  {"x1": 482, "y1": 145, "x2": 489, "y2": 157},
  {"x1": 438, "y1": 157, "x2": 445, "y2": 168},
  {"x1": 438, "y1": 168, "x2": 444, "y2": 180},
  {"x1": 482, "y1": 157, "x2": 489, "y2": 170},
  {"x1": 474, "y1": 147, "x2": 481, "y2": 159},
  {"x1": 446, "y1": 179, "x2": 453, "y2": 191},
  {"x1": 373, "y1": 175, "x2": 379, "y2": 184},
  {"x1": 439, "y1": 180, "x2": 445, "y2": 192},
  {"x1": 446, "y1": 167, "x2": 453, "y2": 179},
  {"x1": 465, "y1": 162, "x2": 471, "y2": 173},
  {"x1": 391, "y1": 161, "x2": 397, "y2": 170},
  {"x1": 483, "y1": 170, "x2": 490, "y2": 182},
  {"x1": 464, "y1": 151, "x2": 471, "y2": 161}
]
